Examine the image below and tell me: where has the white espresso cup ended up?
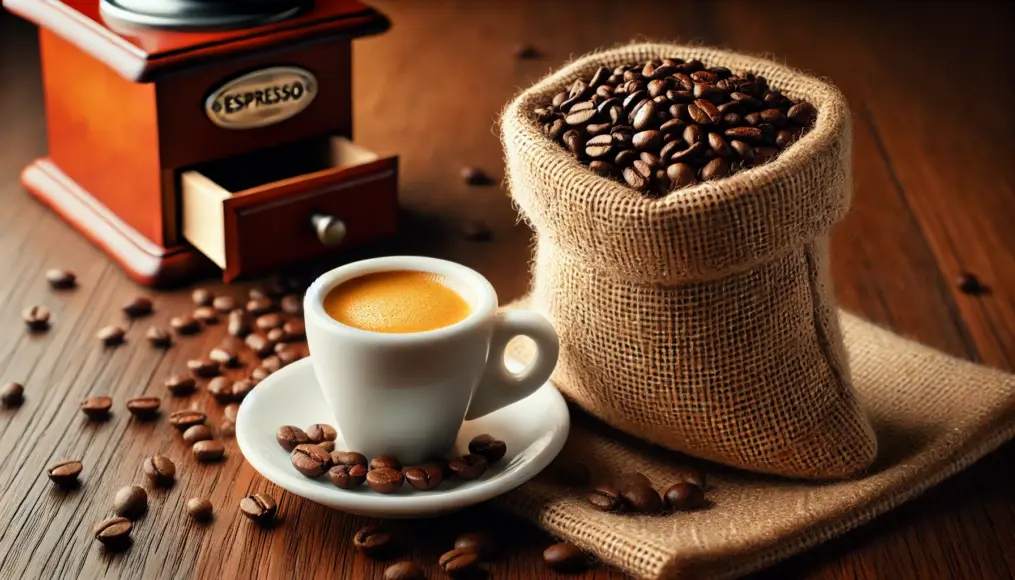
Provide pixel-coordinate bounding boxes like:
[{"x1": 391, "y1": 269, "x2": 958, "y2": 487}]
[{"x1": 303, "y1": 256, "x2": 559, "y2": 464}]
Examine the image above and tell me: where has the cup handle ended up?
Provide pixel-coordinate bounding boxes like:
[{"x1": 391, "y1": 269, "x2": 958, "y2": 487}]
[{"x1": 464, "y1": 310, "x2": 559, "y2": 421}]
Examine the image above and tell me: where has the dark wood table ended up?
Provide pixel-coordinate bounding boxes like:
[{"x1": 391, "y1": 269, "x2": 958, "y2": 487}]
[{"x1": 2, "y1": 1, "x2": 1013, "y2": 578}]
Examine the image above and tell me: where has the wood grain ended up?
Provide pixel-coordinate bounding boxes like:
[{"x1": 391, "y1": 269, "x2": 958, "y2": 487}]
[{"x1": 1, "y1": 1, "x2": 1014, "y2": 579}]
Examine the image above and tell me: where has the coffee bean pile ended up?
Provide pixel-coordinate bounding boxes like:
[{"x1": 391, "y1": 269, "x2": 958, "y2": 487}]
[
  {"x1": 535, "y1": 57, "x2": 818, "y2": 196},
  {"x1": 583, "y1": 466, "x2": 708, "y2": 514}
]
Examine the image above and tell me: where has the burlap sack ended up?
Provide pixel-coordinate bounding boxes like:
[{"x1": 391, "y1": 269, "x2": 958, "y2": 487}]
[{"x1": 502, "y1": 43, "x2": 876, "y2": 478}]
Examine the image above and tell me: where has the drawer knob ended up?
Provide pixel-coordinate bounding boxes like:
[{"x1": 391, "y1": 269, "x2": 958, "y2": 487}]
[{"x1": 311, "y1": 213, "x2": 347, "y2": 248}]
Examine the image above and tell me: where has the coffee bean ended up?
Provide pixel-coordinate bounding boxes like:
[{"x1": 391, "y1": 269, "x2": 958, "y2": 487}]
[
  {"x1": 1, "y1": 381, "x2": 24, "y2": 407},
  {"x1": 664, "y1": 482, "x2": 706, "y2": 510},
  {"x1": 775, "y1": 128, "x2": 801, "y2": 148},
  {"x1": 383, "y1": 561, "x2": 425, "y2": 580},
  {"x1": 143, "y1": 455, "x2": 176, "y2": 486},
  {"x1": 440, "y1": 549, "x2": 481, "y2": 577},
  {"x1": 956, "y1": 272, "x2": 990, "y2": 295},
  {"x1": 170, "y1": 315, "x2": 200, "y2": 335},
  {"x1": 455, "y1": 531, "x2": 496, "y2": 559},
  {"x1": 187, "y1": 358, "x2": 220, "y2": 378},
  {"x1": 632, "y1": 99, "x2": 658, "y2": 131},
  {"x1": 93, "y1": 516, "x2": 132, "y2": 547},
  {"x1": 79, "y1": 395, "x2": 112, "y2": 419},
  {"x1": 246, "y1": 298, "x2": 276, "y2": 317},
  {"x1": 468, "y1": 434, "x2": 507, "y2": 463},
  {"x1": 23, "y1": 306, "x2": 50, "y2": 331},
  {"x1": 193, "y1": 306, "x2": 219, "y2": 325},
  {"x1": 615, "y1": 472, "x2": 652, "y2": 489},
  {"x1": 249, "y1": 287, "x2": 269, "y2": 301},
  {"x1": 122, "y1": 296, "x2": 153, "y2": 318},
  {"x1": 47, "y1": 460, "x2": 82, "y2": 487},
  {"x1": 212, "y1": 295, "x2": 236, "y2": 312},
  {"x1": 564, "y1": 101, "x2": 596, "y2": 126},
  {"x1": 449, "y1": 454, "x2": 487, "y2": 480},
  {"x1": 46, "y1": 269, "x2": 76, "y2": 289},
  {"x1": 759, "y1": 107, "x2": 786, "y2": 127},
  {"x1": 193, "y1": 440, "x2": 225, "y2": 462},
  {"x1": 318, "y1": 440, "x2": 335, "y2": 453},
  {"x1": 673, "y1": 466, "x2": 707, "y2": 488},
  {"x1": 305, "y1": 423, "x2": 337, "y2": 443},
  {"x1": 332, "y1": 450, "x2": 368, "y2": 467},
  {"x1": 222, "y1": 403, "x2": 240, "y2": 423},
  {"x1": 370, "y1": 456, "x2": 402, "y2": 471},
  {"x1": 587, "y1": 484, "x2": 626, "y2": 512},
  {"x1": 227, "y1": 310, "x2": 251, "y2": 337},
  {"x1": 250, "y1": 367, "x2": 270, "y2": 381},
  {"x1": 192, "y1": 288, "x2": 213, "y2": 306},
  {"x1": 700, "y1": 157, "x2": 730, "y2": 181},
  {"x1": 279, "y1": 295, "x2": 303, "y2": 316},
  {"x1": 165, "y1": 374, "x2": 196, "y2": 397},
  {"x1": 708, "y1": 132, "x2": 734, "y2": 159},
  {"x1": 404, "y1": 464, "x2": 444, "y2": 491},
  {"x1": 281, "y1": 320, "x2": 305, "y2": 341},
  {"x1": 146, "y1": 326, "x2": 172, "y2": 348},
  {"x1": 621, "y1": 484, "x2": 662, "y2": 513},
  {"x1": 183, "y1": 424, "x2": 213, "y2": 444},
  {"x1": 589, "y1": 160, "x2": 618, "y2": 178},
  {"x1": 367, "y1": 467, "x2": 404, "y2": 493},
  {"x1": 169, "y1": 409, "x2": 206, "y2": 431},
  {"x1": 730, "y1": 140, "x2": 755, "y2": 165},
  {"x1": 245, "y1": 333, "x2": 275, "y2": 357},
  {"x1": 240, "y1": 493, "x2": 277, "y2": 524},
  {"x1": 261, "y1": 356, "x2": 282, "y2": 374},
  {"x1": 96, "y1": 325, "x2": 126, "y2": 346},
  {"x1": 125, "y1": 396, "x2": 160, "y2": 420},
  {"x1": 353, "y1": 525, "x2": 394, "y2": 558},
  {"x1": 276, "y1": 425, "x2": 310, "y2": 452},
  {"x1": 113, "y1": 485, "x2": 147, "y2": 519},
  {"x1": 543, "y1": 542, "x2": 588, "y2": 573},
  {"x1": 328, "y1": 464, "x2": 368, "y2": 489},
  {"x1": 232, "y1": 379, "x2": 255, "y2": 401},
  {"x1": 787, "y1": 102, "x2": 818, "y2": 126},
  {"x1": 267, "y1": 327, "x2": 285, "y2": 343},
  {"x1": 207, "y1": 377, "x2": 233, "y2": 404},
  {"x1": 186, "y1": 497, "x2": 213, "y2": 522},
  {"x1": 584, "y1": 134, "x2": 614, "y2": 159},
  {"x1": 291, "y1": 443, "x2": 333, "y2": 477},
  {"x1": 256, "y1": 313, "x2": 284, "y2": 331},
  {"x1": 632, "y1": 130, "x2": 661, "y2": 151},
  {"x1": 461, "y1": 167, "x2": 494, "y2": 186},
  {"x1": 219, "y1": 419, "x2": 236, "y2": 438},
  {"x1": 623, "y1": 166, "x2": 648, "y2": 191},
  {"x1": 665, "y1": 163, "x2": 696, "y2": 189}
]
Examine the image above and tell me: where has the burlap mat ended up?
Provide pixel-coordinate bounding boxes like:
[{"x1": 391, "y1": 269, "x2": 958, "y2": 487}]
[{"x1": 498, "y1": 305, "x2": 1015, "y2": 579}]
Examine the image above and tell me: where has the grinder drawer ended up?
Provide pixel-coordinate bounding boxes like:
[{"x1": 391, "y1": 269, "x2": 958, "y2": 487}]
[{"x1": 181, "y1": 136, "x2": 397, "y2": 282}]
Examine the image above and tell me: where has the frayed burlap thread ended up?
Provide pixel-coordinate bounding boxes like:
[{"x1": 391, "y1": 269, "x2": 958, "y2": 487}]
[
  {"x1": 502, "y1": 43, "x2": 876, "y2": 478},
  {"x1": 499, "y1": 308, "x2": 1015, "y2": 579}
]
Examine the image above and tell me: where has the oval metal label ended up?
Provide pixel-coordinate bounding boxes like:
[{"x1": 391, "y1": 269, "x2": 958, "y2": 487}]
[{"x1": 205, "y1": 67, "x2": 317, "y2": 130}]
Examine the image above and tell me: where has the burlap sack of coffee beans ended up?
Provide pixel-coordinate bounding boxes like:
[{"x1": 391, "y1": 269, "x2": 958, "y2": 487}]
[{"x1": 501, "y1": 42, "x2": 877, "y2": 478}]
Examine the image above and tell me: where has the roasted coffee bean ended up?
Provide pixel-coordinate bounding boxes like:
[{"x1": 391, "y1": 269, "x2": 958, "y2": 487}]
[
  {"x1": 47, "y1": 460, "x2": 83, "y2": 487},
  {"x1": 193, "y1": 440, "x2": 225, "y2": 462},
  {"x1": 564, "y1": 101, "x2": 596, "y2": 126},
  {"x1": 708, "y1": 132, "x2": 734, "y2": 159},
  {"x1": 246, "y1": 332, "x2": 276, "y2": 358},
  {"x1": 543, "y1": 542, "x2": 588, "y2": 573},
  {"x1": 267, "y1": 327, "x2": 285, "y2": 343},
  {"x1": 169, "y1": 409, "x2": 206, "y2": 431},
  {"x1": 79, "y1": 395, "x2": 112, "y2": 419},
  {"x1": 329, "y1": 464, "x2": 368, "y2": 489},
  {"x1": 586, "y1": 121, "x2": 612, "y2": 136},
  {"x1": 191, "y1": 288, "x2": 213, "y2": 306},
  {"x1": 670, "y1": 142, "x2": 704, "y2": 163},
  {"x1": 165, "y1": 374, "x2": 196, "y2": 396},
  {"x1": 206, "y1": 346, "x2": 237, "y2": 368},
  {"x1": 281, "y1": 320, "x2": 305, "y2": 342},
  {"x1": 255, "y1": 313, "x2": 284, "y2": 331},
  {"x1": 170, "y1": 315, "x2": 200, "y2": 335},
  {"x1": 468, "y1": 434, "x2": 507, "y2": 463},
  {"x1": 250, "y1": 367, "x2": 270, "y2": 381},
  {"x1": 673, "y1": 466, "x2": 707, "y2": 488},
  {"x1": 186, "y1": 497, "x2": 213, "y2": 522},
  {"x1": 623, "y1": 166, "x2": 648, "y2": 191},
  {"x1": 232, "y1": 379, "x2": 255, "y2": 401},
  {"x1": 700, "y1": 157, "x2": 731, "y2": 181},
  {"x1": 212, "y1": 295, "x2": 237, "y2": 312},
  {"x1": 187, "y1": 358, "x2": 219, "y2": 378},
  {"x1": 774, "y1": 128, "x2": 798, "y2": 148},
  {"x1": 1, "y1": 381, "x2": 24, "y2": 407},
  {"x1": 552, "y1": 461, "x2": 591, "y2": 487},
  {"x1": 615, "y1": 149, "x2": 638, "y2": 167},
  {"x1": 353, "y1": 525, "x2": 394, "y2": 558},
  {"x1": 404, "y1": 464, "x2": 444, "y2": 491},
  {"x1": 227, "y1": 310, "x2": 252, "y2": 337},
  {"x1": 788, "y1": 102, "x2": 818, "y2": 126},
  {"x1": 367, "y1": 467, "x2": 404, "y2": 494},
  {"x1": 455, "y1": 531, "x2": 496, "y2": 559},
  {"x1": 664, "y1": 482, "x2": 706, "y2": 510},
  {"x1": 589, "y1": 160, "x2": 618, "y2": 178},
  {"x1": 332, "y1": 451, "x2": 368, "y2": 467},
  {"x1": 616, "y1": 472, "x2": 652, "y2": 489},
  {"x1": 730, "y1": 140, "x2": 754, "y2": 164},
  {"x1": 207, "y1": 377, "x2": 233, "y2": 404},
  {"x1": 305, "y1": 423, "x2": 337, "y2": 443},
  {"x1": 318, "y1": 440, "x2": 335, "y2": 453},
  {"x1": 143, "y1": 455, "x2": 176, "y2": 486},
  {"x1": 93, "y1": 516, "x2": 132, "y2": 547},
  {"x1": 621, "y1": 484, "x2": 662, "y2": 513},
  {"x1": 223, "y1": 403, "x2": 240, "y2": 423},
  {"x1": 239, "y1": 493, "x2": 277, "y2": 524},
  {"x1": 126, "y1": 396, "x2": 160, "y2": 419},
  {"x1": 23, "y1": 306, "x2": 50, "y2": 331},
  {"x1": 46, "y1": 269, "x2": 76, "y2": 289},
  {"x1": 280, "y1": 294, "x2": 303, "y2": 315},
  {"x1": 632, "y1": 129, "x2": 661, "y2": 151},
  {"x1": 383, "y1": 561, "x2": 425, "y2": 580},
  {"x1": 246, "y1": 298, "x2": 275, "y2": 317},
  {"x1": 562, "y1": 129, "x2": 584, "y2": 158},
  {"x1": 193, "y1": 306, "x2": 219, "y2": 325},
  {"x1": 544, "y1": 118, "x2": 566, "y2": 140},
  {"x1": 146, "y1": 326, "x2": 172, "y2": 348},
  {"x1": 122, "y1": 296, "x2": 153, "y2": 318},
  {"x1": 96, "y1": 325, "x2": 126, "y2": 346},
  {"x1": 587, "y1": 484, "x2": 626, "y2": 512},
  {"x1": 291, "y1": 443, "x2": 333, "y2": 477},
  {"x1": 666, "y1": 163, "x2": 696, "y2": 189},
  {"x1": 584, "y1": 134, "x2": 613, "y2": 159},
  {"x1": 753, "y1": 146, "x2": 780, "y2": 165},
  {"x1": 440, "y1": 549, "x2": 481, "y2": 577},
  {"x1": 261, "y1": 356, "x2": 283, "y2": 374},
  {"x1": 219, "y1": 419, "x2": 236, "y2": 438},
  {"x1": 759, "y1": 108, "x2": 786, "y2": 127},
  {"x1": 683, "y1": 124, "x2": 704, "y2": 146},
  {"x1": 276, "y1": 426, "x2": 310, "y2": 451},
  {"x1": 370, "y1": 456, "x2": 401, "y2": 471},
  {"x1": 113, "y1": 485, "x2": 147, "y2": 519},
  {"x1": 957, "y1": 272, "x2": 990, "y2": 295},
  {"x1": 448, "y1": 454, "x2": 487, "y2": 480},
  {"x1": 688, "y1": 99, "x2": 720, "y2": 125},
  {"x1": 183, "y1": 424, "x2": 213, "y2": 444},
  {"x1": 632, "y1": 99, "x2": 658, "y2": 131}
]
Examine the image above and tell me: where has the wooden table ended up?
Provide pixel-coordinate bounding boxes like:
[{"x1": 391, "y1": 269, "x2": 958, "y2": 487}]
[{"x1": 2, "y1": 1, "x2": 1013, "y2": 578}]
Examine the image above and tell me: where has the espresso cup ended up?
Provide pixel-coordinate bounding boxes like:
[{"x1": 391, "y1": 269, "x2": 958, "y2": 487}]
[{"x1": 304, "y1": 256, "x2": 559, "y2": 464}]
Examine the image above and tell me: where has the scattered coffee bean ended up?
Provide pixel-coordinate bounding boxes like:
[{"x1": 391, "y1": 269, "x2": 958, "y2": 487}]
[
  {"x1": 956, "y1": 272, "x2": 990, "y2": 296},
  {"x1": 245, "y1": 333, "x2": 275, "y2": 357},
  {"x1": 664, "y1": 482, "x2": 706, "y2": 511},
  {"x1": 552, "y1": 461, "x2": 591, "y2": 487},
  {"x1": 183, "y1": 424, "x2": 213, "y2": 444},
  {"x1": 281, "y1": 320, "x2": 305, "y2": 341},
  {"x1": 461, "y1": 167, "x2": 494, "y2": 186},
  {"x1": 449, "y1": 454, "x2": 488, "y2": 480},
  {"x1": 192, "y1": 440, "x2": 225, "y2": 462},
  {"x1": 276, "y1": 426, "x2": 310, "y2": 451},
  {"x1": 404, "y1": 464, "x2": 444, "y2": 491},
  {"x1": 143, "y1": 455, "x2": 176, "y2": 486},
  {"x1": 256, "y1": 313, "x2": 283, "y2": 331},
  {"x1": 329, "y1": 464, "x2": 368, "y2": 489},
  {"x1": 206, "y1": 377, "x2": 232, "y2": 404},
  {"x1": 468, "y1": 434, "x2": 507, "y2": 463},
  {"x1": 513, "y1": 43, "x2": 542, "y2": 60},
  {"x1": 93, "y1": 516, "x2": 132, "y2": 547},
  {"x1": 223, "y1": 403, "x2": 240, "y2": 423},
  {"x1": 332, "y1": 451, "x2": 368, "y2": 467},
  {"x1": 113, "y1": 485, "x2": 147, "y2": 519},
  {"x1": 462, "y1": 221, "x2": 492, "y2": 242},
  {"x1": 277, "y1": 347, "x2": 302, "y2": 366},
  {"x1": 208, "y1": 345, "x2": 239, "y2": 367},
  {"x1": 170, "y1": 315, "x2": 201, "y2": 335},
  {"x1": 305, "y1": 423, "x2": 337, "y2": 443},
  {"x1": 439, "y1": 548, "x2": 481, "y2": 577},
  {"x1": 96, "y1": 325, "x2": 126, "y2": 346},
  {"x1": 228, "y1": 310, "x2": 252, "y2": 337},
  {"x1": 543, "y1": 542, "x2": 588, "y2": 573},
  {"x1": 146, "y1": 326, "x2": 172, "y2": 348},
  {"x1": 318, "y1": 440, "x2": 335, "y2": 453},
  {"x1": 186, "y1": 497, "x2": 213, "y2": 522},
  {"x1": 587, "y1": 484, "x2": 626, "y2": 512},
  {"x1": 615, "y1": 472, "x2": 652, "y2": 489},
  {"x1": 219, "y1": 419, "x2": 236, "y2": 438},
  {"x1": 191, "y1": 288, "x2": 213, "y2": 306},
  {"x1": 239, "y1": 493, "x2": 277, "y2": 524},
  {"x1": 23, "y1": 306, "x2": 50, "y2": 331},
  {"x1": 673, "y1": 466, "x2": 706, "y2": 489},
  {"x1": 251, "y1": 367, "x2": 270, "y2": 381},
  {"x1": 193, "y1": 306, "x2": 219, "y2": 324},
  {"x1": 291, "y1": 443, "x2": 333, "y2": 477},
  {"x1": 430, "y1": 457, "x2": 452, "y2": 479},
  {"x1": 165, "y1": 374, "x2": 196, "y2": 396},
  {"x1": 47, "y1": 459, "x2": 82, "y2": 487},
  {"x1": 280, "y1": 294, "x2": 302, "y2": 315},
  {"x1": 168, "y1": 409, "x2": 206, "y2": 431},
  {"x1": 370, "y1": 456, "x2": 402, "y2": 471},
  {"x1": 125, "y1": 396, "x2": 161, "y2": 420},
  {"x1": 122, "y1": 296, "x2": 153, "y2": 318},
  {"x1": 261, "y1": 356, "x2": 282, "y2": 374},
  {"x1": 249, "y1": 287, "x2": 269, "y2": 301},
  {"x1": 187, "y1": 358, "x2": 220, "y2": 378},
  {"x1": 1, "y1": 381, "x2": 24, "y2": 407},
  {"x1": 246, "y1": 298, "x2": 276, "y2": 317},
  {"x1": 454, "y1": 531, "x2": 496, "y2": 559},
  {"x1": 267, "y1": 327, "x2": 285, "y2": 343},
  {"x1": 232, "y1": 379, "x2": 255, "y2": 401},
  {"x1": 367, "y1": 467, "x2": 405, "y2": 494},
  {"x1": 621, "y1": 483, "x2": 662, "y2": 513},
  {"x1": 79, "y1": 395, "x2": 112, "y2": 419},
  {"x1": 787, "y1": 102, "x2": 817, "y2": 126},
  {"x1": 212, "y1": 295, "x2": 236, "y2": 312},
  {"x1": 46, "y1": 269, "x2": 76, "y2": 289},
  {"x1": 353, "y1": 524, "x2": 394, "y2": 558}
]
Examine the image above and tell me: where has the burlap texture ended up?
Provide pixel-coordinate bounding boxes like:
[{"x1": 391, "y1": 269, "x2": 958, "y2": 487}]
[
  {"x1": 502, "y1": 42, "x2": 876, "y2": 478},
  {"x1": 499, "y1": 309, "x2": 1015, "y2": 579}
]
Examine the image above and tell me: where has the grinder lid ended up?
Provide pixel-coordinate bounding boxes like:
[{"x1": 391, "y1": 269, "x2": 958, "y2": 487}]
[{"x1": 100, "y1": 0, "x2": 314, "y2": 29}]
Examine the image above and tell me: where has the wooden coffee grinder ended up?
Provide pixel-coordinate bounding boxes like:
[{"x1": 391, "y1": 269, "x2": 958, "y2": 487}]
[{"x1": 3, "y1": 0, "x2": 398, "y2": 285}]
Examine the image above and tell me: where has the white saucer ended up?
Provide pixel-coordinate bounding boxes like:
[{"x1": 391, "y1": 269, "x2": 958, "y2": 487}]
[{"x1": 236, "y1": 357, "x2": 570, "y2": 518}]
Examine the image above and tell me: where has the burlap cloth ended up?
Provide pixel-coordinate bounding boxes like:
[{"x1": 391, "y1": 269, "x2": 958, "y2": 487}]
[{"x1": 498, "y1": 308, "x2": 1015, "y2": 579}]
